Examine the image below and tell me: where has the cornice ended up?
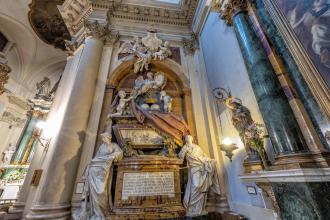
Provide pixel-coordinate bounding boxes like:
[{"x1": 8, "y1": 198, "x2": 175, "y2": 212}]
[{"x1": 59, "y1": 0, "x2": 199, "y2": 37}]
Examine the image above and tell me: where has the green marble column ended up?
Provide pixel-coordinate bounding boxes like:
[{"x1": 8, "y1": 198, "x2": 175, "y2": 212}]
[
  {"x1": 231, "y1": 11, "x2": 308, "y2": 155},
  {"x1": 12, "y1": 115, "x2": 37, "y2": 164}
]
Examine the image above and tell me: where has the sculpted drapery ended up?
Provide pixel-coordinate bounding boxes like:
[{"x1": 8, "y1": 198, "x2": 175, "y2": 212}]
[
  {"x1": 179, "y1": 135, "x2": 221, "y2": 217},
  {"x1": 73, "y1": 133, "x2": 123, "y2": 220}
]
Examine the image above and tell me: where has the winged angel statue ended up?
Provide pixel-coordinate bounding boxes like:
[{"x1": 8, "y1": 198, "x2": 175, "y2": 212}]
[
  {"x1": 132, "y1": 71, "x2": 167, "y2": 98},
  {"x1": 118, "y1": 32, "x2": 172, "y2": 73}
]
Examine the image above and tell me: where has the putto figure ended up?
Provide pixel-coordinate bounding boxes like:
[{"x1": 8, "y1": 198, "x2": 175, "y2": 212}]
[
  {"x1": 108, "y1": 90, "x2": 133, "y2": 118},
  {"x1": 160, "y1": 90, "x2": 172, "y2": 113},
  {"x1": 73, "y1": 133, "x2": 123, "y2": 220},
  {"x1": 179, "y1": 135, "x2": 221, "y2": 217},
  {"x1": 118, "y1": 31, "x2": 172, "y2": 73}
]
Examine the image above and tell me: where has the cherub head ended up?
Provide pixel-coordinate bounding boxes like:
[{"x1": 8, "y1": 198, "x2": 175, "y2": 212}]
[
  {"x1": 164, "y1": 41, "x2": 170, "y2": 48},
  {"x1": 118, "y1": 90, "x2": 126, "y2": 98}
]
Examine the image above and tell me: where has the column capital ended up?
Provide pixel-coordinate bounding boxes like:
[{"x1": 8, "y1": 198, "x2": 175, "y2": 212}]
[
  {"x1": 182, "y1": 32, "x2": 199, "y2": 55},
  {"x1": 216, "y1": 0, "x2": 248, "y2": 26}
]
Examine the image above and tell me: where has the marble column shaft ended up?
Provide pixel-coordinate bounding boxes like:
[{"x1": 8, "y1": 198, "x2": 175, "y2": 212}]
[
  {"x1": 9, "y1": 55, "x2": 79, "y2": 219},
  {"x1": 247, "y1": 4, "x2": 325, "y2": 153},
  {"x1": 253, "y1": 0, "x2": 330, "y2": 150},
  {"x1": 232, "y1": 11, "x2": 308, "y2": 155},
  {"x1": 12, "y1": 115, "x2": 37, "y2": 164},
  {"x1": 26, "y1": 37, "x2": 104, "y2": 219}
]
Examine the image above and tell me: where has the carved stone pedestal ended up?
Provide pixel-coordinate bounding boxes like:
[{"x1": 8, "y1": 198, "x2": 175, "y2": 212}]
[
  {"x1": 240, "y1": 168, "x2": 330, "y2": 220},
  {"x1": 111, "y1": 156, "x2": 185, "y2": 219}
]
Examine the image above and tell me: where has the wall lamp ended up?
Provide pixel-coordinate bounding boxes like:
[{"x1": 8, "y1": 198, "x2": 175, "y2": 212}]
[{"x1": 219, "y1": 137, "x2": 238, "y2": 162}]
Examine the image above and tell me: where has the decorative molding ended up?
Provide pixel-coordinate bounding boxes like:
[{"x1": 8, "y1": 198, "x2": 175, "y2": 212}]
[
  {"x1": 0, "y1": 52, "x2": 11, "y2": 95},
  {"x1": 262, "y1": 0, "x2": 330, "y2": 118},
  {"x1": 182, "y1": 32, "x2": 199, "y2": 55},
  {"x1": 7, "y1": 95, "x2": 31, "y2": 111},
  {"x1": 0, "y1": 108, "x2": 27, "y2": 127},
  {"x1": 240, "y1": 168, "x2": 330, "y2": 183},
  {"x1": 58, "y1": 0, "x2": 92, "y2": 36},
  {"x1": 59, "y1": 0, "x2": 198, "y2": 37}
]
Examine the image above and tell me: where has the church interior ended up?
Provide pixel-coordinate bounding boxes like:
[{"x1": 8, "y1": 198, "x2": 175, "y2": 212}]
[{"x1": 0, "y1": 0, "x2": 329, "y2": 219}]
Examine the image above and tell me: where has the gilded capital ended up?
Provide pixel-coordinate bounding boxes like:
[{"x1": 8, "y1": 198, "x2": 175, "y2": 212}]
[{"x1": 217, "y1": 0, "x2": 248, "y2": 26}]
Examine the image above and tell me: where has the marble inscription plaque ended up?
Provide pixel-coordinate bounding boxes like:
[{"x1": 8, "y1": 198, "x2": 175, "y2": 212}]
[{"x1": 122, "y1": 172, "x2": 175, "y2": 199}]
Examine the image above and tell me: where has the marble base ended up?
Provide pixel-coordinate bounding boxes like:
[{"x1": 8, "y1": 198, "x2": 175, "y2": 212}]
[
  {"x1": 272, "y1": 152, "x2": 330, "y2": 170},
  {"x1": 240, "y1": 168, "x2": 330, "y2": 220},
  {"x1": 243, "y1": 160, "x2": 263, "y2": 173},
  {"x1": 111, "y1": 156, "x2": 185, "y2": 219}
]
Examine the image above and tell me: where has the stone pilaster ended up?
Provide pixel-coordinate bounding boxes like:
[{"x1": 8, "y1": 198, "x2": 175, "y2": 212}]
[
  {"x1": 25, "y1": 25, "x2": 105, "y2": 219},
  {"x1": 71, "y1": 42, "x2": 114, "y2": 210},
  {"x1": 217, "y1": 1, "x2": 309, "y2": 158}
]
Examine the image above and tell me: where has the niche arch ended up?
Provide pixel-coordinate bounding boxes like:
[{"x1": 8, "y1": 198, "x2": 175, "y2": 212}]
[{"x1": 97, "y1": 59, "x2": 196, "y2": 146}]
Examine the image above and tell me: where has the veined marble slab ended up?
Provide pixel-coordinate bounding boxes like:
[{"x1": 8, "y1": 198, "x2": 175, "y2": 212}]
[{"x1": 240, "y1": 168, "x2": 330, "y2": 182}]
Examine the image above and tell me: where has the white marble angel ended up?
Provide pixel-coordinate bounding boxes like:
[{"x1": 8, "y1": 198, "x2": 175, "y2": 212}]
[
  {"x1": 153, "y1": 41, "x2": 172, "y2": 61},
  {"x1": 73, "y1": 133, "x2": 123, "y2": 220},
  {"x1": 160, "y1": 90, "x2": 172, "y2": 113},
  {"x1": 133, "y1": 72, "x2": 166, "y2": 98},
  {"x1": 179, "y1": 135, "x2": 221, "y2": 217},
  {"x1": 108, "y1": 90, "x2": 133, "y2": 118}
]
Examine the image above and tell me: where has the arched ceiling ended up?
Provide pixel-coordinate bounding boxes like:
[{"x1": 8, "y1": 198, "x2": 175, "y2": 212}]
[
  {"x1": 28, "y1": 0, "x2": 71, "y2": 50},
  {"x1": 0, "y1": 0, "x2": 67, "y2": 98}
]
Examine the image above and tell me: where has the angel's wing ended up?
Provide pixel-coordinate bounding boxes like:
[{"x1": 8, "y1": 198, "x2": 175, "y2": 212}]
[
  {"x1": 134, "y1": 76, "x2": 145, "y2": 89},
  {"x1": 118, "y1": 41, "x2": 133, "y2": 54}
]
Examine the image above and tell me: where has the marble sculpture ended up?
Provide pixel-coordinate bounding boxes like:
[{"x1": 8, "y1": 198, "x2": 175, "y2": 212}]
[
  {"x1": 179, "y1": 135, "x2": 222, "y2": 217},
  {"x1": 73, "y1": 132, "x2": 123, "y2": 220}
]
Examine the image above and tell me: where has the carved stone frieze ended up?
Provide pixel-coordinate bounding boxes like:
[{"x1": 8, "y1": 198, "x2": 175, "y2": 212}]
[
  {"x1": 0, "y1": 52, "x2": 11, "y2": 95},
  {"x1": 182, "y1": 32, "x2": 199, "y2": 55},
  {"x1": 59, "y1": 0, "x2": 198, "y2": 37},
  {"x1": 84, "y1": 20, "x2": 119, "y2": 44},
  {"x1": 58, "y1": 0, "x2": 92, "y2": 36},
  {"x1": 7, "y1": 95, "x2": 31, "y2": 111},
  {"x1": 0, "y1": 108, "x2": 27, "y2": 127},
  {"x1": 215, "y1": 0, "x2": 248, "y2": 26}
]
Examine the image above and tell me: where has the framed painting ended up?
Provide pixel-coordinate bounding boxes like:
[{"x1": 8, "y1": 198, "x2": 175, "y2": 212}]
[{"x1": 263, "y1": 0, "x2": 330, "y2": 117}]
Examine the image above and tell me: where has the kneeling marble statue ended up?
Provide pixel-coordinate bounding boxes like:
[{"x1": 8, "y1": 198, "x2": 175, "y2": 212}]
[
  {"x1": 73, "y1": 133, "x2": 123, "y2": 220},
  {"x1": 179, "y1": 135, "x2": 221, "y2": 217}
]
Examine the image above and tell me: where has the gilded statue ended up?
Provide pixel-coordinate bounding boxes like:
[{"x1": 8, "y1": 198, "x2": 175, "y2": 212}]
[{"x1": 179, "y1": 135, "x2": 222, "y2": 217}]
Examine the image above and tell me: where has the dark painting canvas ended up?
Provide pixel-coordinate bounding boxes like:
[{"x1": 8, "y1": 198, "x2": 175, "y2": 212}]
[{"x1": 276, "y1": 0, "x2": 330, "y2": 88}]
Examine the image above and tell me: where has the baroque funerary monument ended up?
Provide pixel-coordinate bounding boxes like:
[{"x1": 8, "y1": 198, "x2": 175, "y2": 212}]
[{"x1": 0, "y1": 0, "x2": 329, "y2": 219}]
